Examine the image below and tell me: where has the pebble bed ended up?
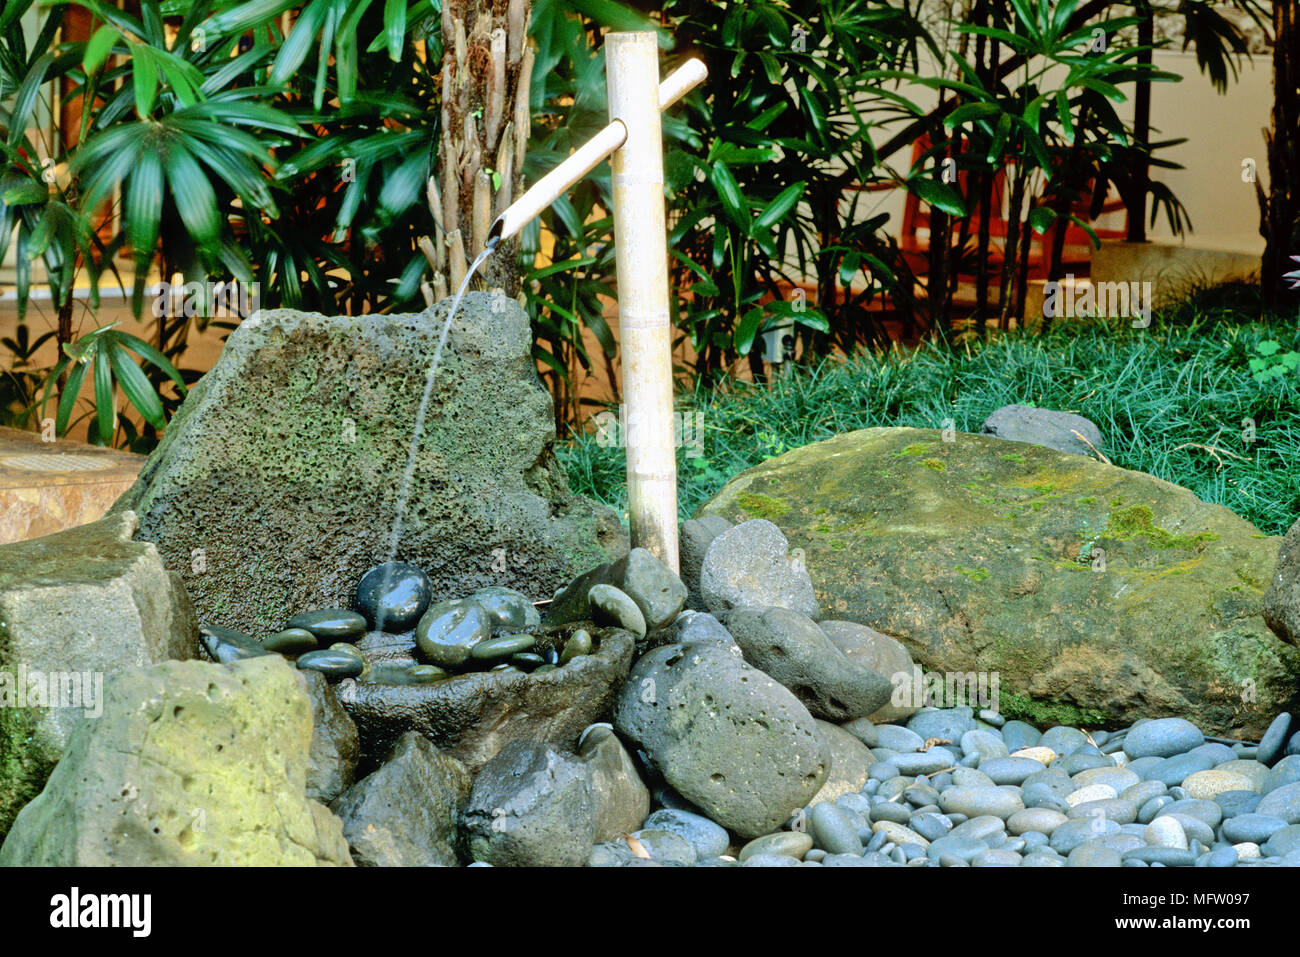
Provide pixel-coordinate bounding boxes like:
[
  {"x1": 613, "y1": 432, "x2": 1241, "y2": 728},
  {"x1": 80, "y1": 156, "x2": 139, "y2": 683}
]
[{"x1": 679, "y1": 710, "x2": 1300, "y2": 868}]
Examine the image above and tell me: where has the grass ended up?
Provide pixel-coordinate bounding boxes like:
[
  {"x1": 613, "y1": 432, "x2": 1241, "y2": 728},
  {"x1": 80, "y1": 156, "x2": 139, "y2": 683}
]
[{"x1": 560, "y1": 284, "x2": 1300, "y2": 535}]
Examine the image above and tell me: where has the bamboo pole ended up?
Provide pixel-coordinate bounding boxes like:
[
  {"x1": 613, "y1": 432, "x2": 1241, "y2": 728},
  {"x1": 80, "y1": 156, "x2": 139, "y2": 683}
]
[{"x1": 606, "y1": 32, "x2": 679, "y2": 572}]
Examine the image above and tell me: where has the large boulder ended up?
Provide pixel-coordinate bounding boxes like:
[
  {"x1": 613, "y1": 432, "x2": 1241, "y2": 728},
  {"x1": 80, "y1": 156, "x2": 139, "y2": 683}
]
[
  {"x1": 339, "y1": 627, "x2": 636, "y2": 775},
  {"x1": 460, "y1": 727, "x2": 648, "y2": 868},
  {"x1": 0, "y1": 656, "x2": 351, "y2": 865},
  {"x1": 329, "y1": 731, "x2": 470, "y2": 867},
  {"x1": 698, "y1": 427, "x2": 1300, "y2": 737},
  {"x1": 0, "y1": 511, "x2": 198, "y2": 839},
  {"x1": 111, "y1": 294, "x2": 627, "y2": 636},
  {"x1": 1264, "y1": 516, "x2": 1300, "y2": 646},
  {"x1": 614, "y1": 640, "x2": 828, "y2": 838}
]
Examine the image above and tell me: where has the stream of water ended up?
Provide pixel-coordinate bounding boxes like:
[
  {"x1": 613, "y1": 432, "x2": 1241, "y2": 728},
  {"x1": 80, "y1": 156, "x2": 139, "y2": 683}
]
[{"x1": 374, "y1": 240, "x2": 498, "y2": 632}]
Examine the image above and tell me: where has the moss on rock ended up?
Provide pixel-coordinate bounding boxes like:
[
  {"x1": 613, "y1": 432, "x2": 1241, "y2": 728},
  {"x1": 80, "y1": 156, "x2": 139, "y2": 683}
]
[
  {"x1": 698, "y1": 427, "x2": 1298, "y2": 737},
  {"x1": 111, "y1": 295, "x2": 627, "y2": 635}
]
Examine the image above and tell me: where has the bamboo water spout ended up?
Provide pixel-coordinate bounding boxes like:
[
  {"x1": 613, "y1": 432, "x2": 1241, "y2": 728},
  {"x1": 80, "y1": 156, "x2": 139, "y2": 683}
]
[
  {"x1": 486, "y1": 57, "x2": 706, "y2": 246},
  {"x1": 479, "y1": 39, "x2": 704, "y2": 572}
]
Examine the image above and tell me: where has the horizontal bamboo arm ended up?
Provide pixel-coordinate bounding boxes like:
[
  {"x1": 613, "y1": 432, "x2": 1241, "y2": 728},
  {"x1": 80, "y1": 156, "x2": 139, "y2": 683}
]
[{"x1": 486, "y1": 58, "x2": 707, "y2": 245}]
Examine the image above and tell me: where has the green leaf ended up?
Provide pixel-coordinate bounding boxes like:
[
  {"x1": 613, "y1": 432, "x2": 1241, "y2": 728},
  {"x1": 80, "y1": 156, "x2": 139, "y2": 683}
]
[
  {"x1": 56, "y1": 356, "x2": 89, "y2": 435},
  {"x1": 733, "y1": 305, "x2": 763, "y2": 356},
  {"x1": 1, "y1": 177, "x2": 48, "y2": 205},
  {"x1": 108, "y1": 342, "x2": 166, "y2": 429},
  {"x1": 132, "y1": 47, "x2": 160, "y2": 117},
  {"x1": 114, "y1": 330, "x2": 187, "y2": 392},
  {"x1": 709, "y1": 160, "x2": 749, "y2": 228},
  {"x1": 124, "y1": 145, "x2": 163, "y2": 271},
  {"x1": 906, "y1": 177, "x2": 965, "y2": 217},
  {"x1": 1056, "y1": 89, "x2": 1075, "y2": 144},
  {"x1": 383, "y1": 0, "x2": 406, "y2": 62},
  {"x1": 754, "y1": 182, "x2": 804, "y2": 231},
  {"x1": 93, "y1": 345, "x2": 115, "y2": 446},
  {"x1": 83, "y1": 25, "x2": 120, "y2": 74},
  {"x1": 1028, "y1": 206, "x2": 1056, "y2": 234},
  {"x1": 165, "y1": 144, "x2": 222, "y2": 251}
]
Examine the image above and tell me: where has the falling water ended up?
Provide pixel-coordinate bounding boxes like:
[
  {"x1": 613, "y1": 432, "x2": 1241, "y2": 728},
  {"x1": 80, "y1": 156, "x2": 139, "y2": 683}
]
[{"x1": 373, "y1": 239, "x2": 499, "y2": 633}]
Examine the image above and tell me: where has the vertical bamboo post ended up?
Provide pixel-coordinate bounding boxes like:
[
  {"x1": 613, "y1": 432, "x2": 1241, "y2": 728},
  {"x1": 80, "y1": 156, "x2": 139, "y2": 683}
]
[{"x1": 607, "y1": 32, "x2": 679, "y2": 573}]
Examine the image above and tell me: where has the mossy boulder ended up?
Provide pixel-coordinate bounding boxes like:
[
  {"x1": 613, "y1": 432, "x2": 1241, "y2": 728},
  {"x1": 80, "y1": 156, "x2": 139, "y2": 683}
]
[
  {"x1": 111, "y1": 294, "x2": 627, "y2": 635},
  {"x1": 0, "y1": 656, "x2": 352, "y2": 865},
  {"x1": 699, "y1": 427, "x2": 1300, "y2": 738},
  {"x1": 0, "y1": 511, "x2": 198, "y2": 841}
]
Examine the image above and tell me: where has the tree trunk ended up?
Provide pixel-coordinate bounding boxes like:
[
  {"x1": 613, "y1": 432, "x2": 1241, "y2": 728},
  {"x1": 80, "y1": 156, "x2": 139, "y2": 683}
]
[
  {"x1": 1259, "y1": 1, "x2": 1299, "y2": 310},
  {"x1": 434, "y1": 0, "x2": 531, "y2": 300}
]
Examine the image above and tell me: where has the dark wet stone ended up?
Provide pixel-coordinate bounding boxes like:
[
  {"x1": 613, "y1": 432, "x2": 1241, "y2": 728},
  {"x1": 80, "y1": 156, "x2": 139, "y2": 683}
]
[
  {"x1": 471, "y1": 634, "x2": 536, "y2": 661},
  {"x1": 287, "y1": 609, "x2": 367, "y2": 643},
  {"x1": 362, "y1": 662, "x2": 448, "y2": 685},
  {"x1": 297, "y1": 648, "x2": 365, "y2": 680},
  {"x1": 199, "y1": 624, "x2": 269, "y2": 664},
  {"x1": 588, "y1": 584, "x2": 647, "y2": 637},
  {"x1": 560, "y1": 629, "x2": 593, "y2": 664},
  {"x1": 415, "y1": 601, "x2": 492, "y2": 668},
  {"x1": 409, "y1": 664, "x2": 449, "y2": 682},
  {"x1": 354, "y1": 561, "x2": 433, "y2": 632},
  {"x1": 546, "y1": 548, "x2": 685, "y2": 632},
  {"x1": 469, "y1": 585, "x2": 541, "y2": 631},
  {"x1": 262, "y1": 627, "x2": 319, "y2": 655},
  {"x1": 463, "y1": 741, "x2": 597, "y2": 867}
]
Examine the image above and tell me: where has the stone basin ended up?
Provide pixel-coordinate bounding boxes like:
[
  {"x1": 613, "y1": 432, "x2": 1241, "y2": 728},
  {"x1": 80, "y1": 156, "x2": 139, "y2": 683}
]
[{"x1": 338, "y1": 624, "x2": 636, "y2": 775}]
